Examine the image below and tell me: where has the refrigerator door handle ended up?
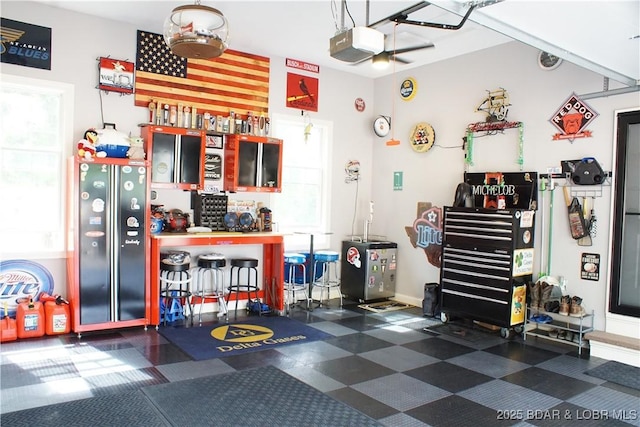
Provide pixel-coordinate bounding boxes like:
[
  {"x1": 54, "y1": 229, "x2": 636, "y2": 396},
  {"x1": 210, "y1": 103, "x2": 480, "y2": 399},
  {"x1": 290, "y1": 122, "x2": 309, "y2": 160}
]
[
  {"x1": 110, "y1": 166, "x2": 120, "y2": 321},
  {"x1": 174, "y1": 135, "x2": 182, "y2": 183},
  {"x1": 256, "y1": 143, "x2": 263, "y2": 187}
]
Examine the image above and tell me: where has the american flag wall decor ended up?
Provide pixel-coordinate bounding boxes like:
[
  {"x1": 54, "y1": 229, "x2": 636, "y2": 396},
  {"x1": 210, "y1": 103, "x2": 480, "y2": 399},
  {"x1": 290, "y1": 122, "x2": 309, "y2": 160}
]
[{"x1": 134, "y1": 30, "x2": 270, "y2": 120}]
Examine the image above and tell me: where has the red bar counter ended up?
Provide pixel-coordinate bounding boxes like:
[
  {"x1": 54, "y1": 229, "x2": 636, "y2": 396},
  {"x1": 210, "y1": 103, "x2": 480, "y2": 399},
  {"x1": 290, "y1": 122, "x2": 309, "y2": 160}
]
[{"x1": 150, "y1": 232, "x2": 284, "y2": 326}]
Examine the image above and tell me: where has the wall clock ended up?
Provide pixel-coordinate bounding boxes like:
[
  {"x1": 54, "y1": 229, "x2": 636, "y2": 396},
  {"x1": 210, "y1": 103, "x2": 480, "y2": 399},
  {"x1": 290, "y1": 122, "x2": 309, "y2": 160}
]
[
  {"x1": 538, "y1": 51, "x2": 563, "y2": 70},
  {"x1": 410, "y1": 122, "x2": 435, "y2": 153},
  {"x1": 373, "y1": 115, "x2": 391, "y2": 137}
]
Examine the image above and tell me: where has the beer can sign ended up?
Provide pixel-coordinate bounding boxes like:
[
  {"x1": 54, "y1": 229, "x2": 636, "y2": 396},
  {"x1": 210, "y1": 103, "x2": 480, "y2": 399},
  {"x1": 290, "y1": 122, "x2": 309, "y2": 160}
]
[{"x1": 0, "y1": 260, "x2": 54, "y2": 318}]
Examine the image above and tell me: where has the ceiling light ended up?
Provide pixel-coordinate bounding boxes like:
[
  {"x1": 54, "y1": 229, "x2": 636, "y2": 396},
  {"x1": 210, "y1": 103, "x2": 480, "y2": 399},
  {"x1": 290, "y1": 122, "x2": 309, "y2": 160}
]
[
  {"x1": 372, "y1": 52, "x2": 390, "y2": 69},
  {"x1": 163, "y1": 1, "x2": 229, "y2": 59}
]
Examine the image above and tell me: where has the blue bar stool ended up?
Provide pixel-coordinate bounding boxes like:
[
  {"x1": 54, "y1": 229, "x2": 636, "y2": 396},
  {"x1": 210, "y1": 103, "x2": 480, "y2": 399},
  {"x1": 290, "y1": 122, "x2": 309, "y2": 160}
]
[
  {"x1": 191, "y1": 253, "x2": 228, "y2": 324},
  {"x1": 228, "y1": 257, "x2": 260, "y2": 318},
  {"x1": 312, "y1": 250, "x2": 342, "y2": 308},
  {"x1": 284, "y1": 252, "x2": 311, "y2": 314},
  {"x1": 159, "y1": 251, "x2": 192, "y2": 326}
]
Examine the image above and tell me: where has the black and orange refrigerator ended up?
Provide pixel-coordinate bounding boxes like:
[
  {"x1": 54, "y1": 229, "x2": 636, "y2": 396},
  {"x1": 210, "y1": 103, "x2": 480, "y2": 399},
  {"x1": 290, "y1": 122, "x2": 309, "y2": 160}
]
[{"x1": 66, "y1": 156, "x2": 150, "y2": 336}]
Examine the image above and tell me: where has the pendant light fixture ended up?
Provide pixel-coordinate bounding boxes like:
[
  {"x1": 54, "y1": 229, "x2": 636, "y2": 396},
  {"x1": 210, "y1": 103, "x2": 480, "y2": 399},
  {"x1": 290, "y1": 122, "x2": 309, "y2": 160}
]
[{"x1": 163, "y1": 1, "x2": 229, "y2": 59}]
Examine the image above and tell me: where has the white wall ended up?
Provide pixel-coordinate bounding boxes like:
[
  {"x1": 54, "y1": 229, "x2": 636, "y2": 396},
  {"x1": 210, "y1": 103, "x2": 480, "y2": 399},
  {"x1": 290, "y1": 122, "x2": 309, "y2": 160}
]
[
  {"x1": 2, "y1": 1, "x2": 638, "y2": 335},
  {"x1": 371, "y1": 40, "x2": 639, "y2": 334}
]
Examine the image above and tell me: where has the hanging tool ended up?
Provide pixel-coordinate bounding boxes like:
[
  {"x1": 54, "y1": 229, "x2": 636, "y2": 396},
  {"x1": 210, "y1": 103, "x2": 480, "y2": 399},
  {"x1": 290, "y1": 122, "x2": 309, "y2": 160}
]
[
  {"x1": 546, "y1": 177, "x2": 555, "y2": 275},
  {"x1": 578, "y1": 196, "x2": 592, "y2": 246},
  {"x1": 563, "y1": 186, "x2": 588, "y2": 239},
  {"x1": 538, "y1": 177, "x2": 546, "y2": 277},
  {"x1": 590, "y1": 196, "x2": 598, "y2": 238}
]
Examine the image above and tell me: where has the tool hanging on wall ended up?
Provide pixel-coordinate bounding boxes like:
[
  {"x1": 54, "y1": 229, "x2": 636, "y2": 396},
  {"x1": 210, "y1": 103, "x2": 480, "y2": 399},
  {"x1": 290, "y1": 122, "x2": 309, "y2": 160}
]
[
  {"x1": 590, "y1": 197, "x2": 598, "y2": 238},
  {"x1": 538, "y1": 178, "x2": 547, "y2": 277},
  {"x1": 578, "y1": 196, "x2": 592, "y2": 246},
  {"x1": 563, "y1": 186, "x2": 588, "y2": 240},
  {"x1": 546, "y1": 177, "x2": 555, "y2": 275}
]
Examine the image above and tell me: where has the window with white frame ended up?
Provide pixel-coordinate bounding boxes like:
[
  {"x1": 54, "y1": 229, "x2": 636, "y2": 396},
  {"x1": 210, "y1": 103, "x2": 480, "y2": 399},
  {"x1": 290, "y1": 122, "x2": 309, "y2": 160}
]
[
  {"x1": 270, "y1": 114, "x2": 332, "y2": 251},
  {"x1": 0, "y1": 75, "x2": 73, "y2": 258}
]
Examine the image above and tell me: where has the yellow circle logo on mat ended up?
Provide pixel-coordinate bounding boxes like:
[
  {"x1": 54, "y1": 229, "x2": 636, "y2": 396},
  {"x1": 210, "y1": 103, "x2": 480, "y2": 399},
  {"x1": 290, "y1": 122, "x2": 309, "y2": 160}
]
[{"x1": 211, "y1": 324, "x2": 274, "y2": 343}]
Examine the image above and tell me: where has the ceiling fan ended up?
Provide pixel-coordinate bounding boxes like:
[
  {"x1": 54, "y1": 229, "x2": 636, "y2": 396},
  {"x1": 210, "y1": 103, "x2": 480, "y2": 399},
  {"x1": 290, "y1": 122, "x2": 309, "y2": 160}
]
[
  {"x1": 371, "y1": 40, "x2": 435, "y2": 68},
  {"x1": 351, "y1": 32, "x2": 435, "y2": 69}
]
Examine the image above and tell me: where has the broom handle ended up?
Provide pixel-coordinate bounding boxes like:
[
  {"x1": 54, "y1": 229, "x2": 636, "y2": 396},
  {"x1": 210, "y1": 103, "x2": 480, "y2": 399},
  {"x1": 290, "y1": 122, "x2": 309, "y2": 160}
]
[{"x1": 547, "y1": 180, "x2": 555, "y2": 275}]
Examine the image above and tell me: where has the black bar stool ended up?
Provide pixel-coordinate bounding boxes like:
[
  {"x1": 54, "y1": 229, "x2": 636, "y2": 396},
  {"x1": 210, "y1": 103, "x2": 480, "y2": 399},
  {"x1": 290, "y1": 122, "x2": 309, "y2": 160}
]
[
  {"x1": 159, "y1": 251, "x2": 192, "y2": 326},
  {"x1": 227, "y1": 257, "x2": 259, "y2": 318},
  {"x1": 191, "y1": 253, "x2": 228, "y2": 324}
]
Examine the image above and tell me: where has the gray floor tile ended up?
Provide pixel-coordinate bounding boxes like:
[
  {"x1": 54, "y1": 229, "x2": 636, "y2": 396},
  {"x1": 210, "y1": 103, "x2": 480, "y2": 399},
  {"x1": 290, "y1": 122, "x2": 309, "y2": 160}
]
[
  {"x1": 536, "y1": 354, "x2": 609, "y2": 384},
  {"x1": 359, "y1": 345, "x2": 440, "y2": 372},
  {"x1": 71, "y1": 346, "x2": 153, "y2": 376},
  {"x1": 378, "y1": 411, "x2": 433, "y2": 426},
  {"x1": 307, "y1": 320, "x2": 359, "y2": 336},
  {"x1": 458, "y1": 379, "x2": 562, "y2": 412},
  {"x1": 364, "y1": 324, "x2": 432, "y2": 345},
  {"x1": 1, "y1": 378, "x2": 94, "y2": 414},
  {"x1": 283, "y1": 365, "x2": 346, "y2": 392},
  {"x1": 274, "y1": 340, "x2": 352, "y2": 363},
  {"x1": 447, "y1": 350, "x2": 531, "y2": 377},
  {"x1": 353, "y1": 373, "x2": 451, "y2": 411},
  {"x1": 567, "y1": 386, "x2": 640, "y2": 426},
  {"x1": 155, "y1": 358, "x2": 236, "y2": 382}
]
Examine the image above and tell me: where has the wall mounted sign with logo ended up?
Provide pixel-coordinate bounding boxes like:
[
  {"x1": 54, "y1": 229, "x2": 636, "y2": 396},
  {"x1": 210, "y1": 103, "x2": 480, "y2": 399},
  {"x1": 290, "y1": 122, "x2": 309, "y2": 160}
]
[
  {"x1": 354, "y1": 97, "x2": 366, "y2": 112},
  {"x1": 464, "y1": 171, "x2": 538, "y2": 210},
  {"x1": 0, "y1": 260, "x2": 54, "y2": 317},
  {"x1": 409, "y1": 122, "x2": 435, "y2": 153},
  {"x1": 404, "y1": 202, "x2": 443, "y2": 268},
  {"x1": 286, "y1": 72, "x2": 318, "y2": 112},
  {"x1": 399, "y1": 77, "x2": 417, "y2": 101},
  {"x1": 0, "y1": 18, "x2": 51, "y2": 70},
  {"x1": 550, "y1": 92, "x2": 599, "y2": 142},
  {"x1": 285, "y1": 58, "x2": 319, "y2": 74},
  {"x1": 98, "y1": 57, "x2": 134, "y2": 94},
  {"x1": 580, "y1": 252, "x2": 600, "y2": 281}
]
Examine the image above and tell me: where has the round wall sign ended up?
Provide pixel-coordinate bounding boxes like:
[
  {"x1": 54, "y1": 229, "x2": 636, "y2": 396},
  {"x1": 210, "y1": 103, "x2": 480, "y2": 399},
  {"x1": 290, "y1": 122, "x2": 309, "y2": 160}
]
[
  {"x1": 0, "y1": 260, "x2": 54, "y2": 317},
  {"x1": 410, "y1": 122, "x2": 436, "y2": 153},
  {"x1": 400, "y1": 77, "x2": 417, "y2": 101},
  {"x1": 354, "y1": 98, "x2": 366, "y2": 112}
]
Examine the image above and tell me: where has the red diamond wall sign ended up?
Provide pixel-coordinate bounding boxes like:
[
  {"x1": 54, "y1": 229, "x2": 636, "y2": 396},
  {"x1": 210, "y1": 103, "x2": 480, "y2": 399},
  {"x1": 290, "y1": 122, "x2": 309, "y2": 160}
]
[{"x1": 549, "y1": 92, "x2": 598, "y2": 142}]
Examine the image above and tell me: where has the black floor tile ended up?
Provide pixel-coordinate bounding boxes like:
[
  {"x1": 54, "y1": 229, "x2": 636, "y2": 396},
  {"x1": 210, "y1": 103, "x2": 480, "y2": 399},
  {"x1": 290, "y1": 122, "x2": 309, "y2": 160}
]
[
  {"x1": 501, "y1": 367, "x2": 598, "y2": 400},
  {"x1": 312, "y1": 355, "x2": 396, "y2": 385},
  {"x1": 326, "y1": 386, "x2": 398, "y2": 420},
  {"x1": 218, "y1": 348, "x2": 304, "y2": 371},
  {"x1": 324, "y1": 333, "x2": 394, "y2": 354},
  {"x1": 484, "y1": 341, "x2": 563, "y2": 365},
  {"x1": 404, "y1": 361, "x2": 494, "y2": 393},
  {"x1": 87, "y1": 367, "x2": 169, "y2": 396},
  {"x1": 140, "y1": 343, "x2": 192, "y2": 365},
  {"x1": 332, "y1": 314, "x2": 388, "y2": 332},
  {"x1": 406, "y1": 394, "x2": 518, "y2": 427},
  {"x1": 402, "y1": 336, "x2": 476, "y2": 360}
]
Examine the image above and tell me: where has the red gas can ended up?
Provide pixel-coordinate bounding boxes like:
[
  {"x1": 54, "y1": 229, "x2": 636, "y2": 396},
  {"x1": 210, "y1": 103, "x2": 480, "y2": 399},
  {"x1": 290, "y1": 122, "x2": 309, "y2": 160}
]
[
  {"x1": 44, "y1": 300, "x2": 70, "y2": 335},
  {"x1": 16, "y1": 298, "x2": 45, "y2": 339}
]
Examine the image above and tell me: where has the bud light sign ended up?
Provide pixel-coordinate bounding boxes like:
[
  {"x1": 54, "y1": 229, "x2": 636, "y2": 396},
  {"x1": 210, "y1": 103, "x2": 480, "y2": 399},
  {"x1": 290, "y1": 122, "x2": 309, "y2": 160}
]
[{"x1": 0, "y1": 260, "x2": 54, "y2": 317}]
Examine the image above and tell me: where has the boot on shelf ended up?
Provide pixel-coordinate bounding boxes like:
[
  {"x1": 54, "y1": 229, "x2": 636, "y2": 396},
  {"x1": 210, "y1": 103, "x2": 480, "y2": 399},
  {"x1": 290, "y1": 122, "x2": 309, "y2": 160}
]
[
  {"x1": 539, "y1": 281, "x2": 553, "y2": 312},
  {"x1": 559, "y1": 295, "x2": 571, "y2": 316},
  {"x1": 528, "y1": 281, "x2": 541, "y2": 312},
  {"x1": 570, "y1": 296, "x2": 586, "y2": 317}
]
